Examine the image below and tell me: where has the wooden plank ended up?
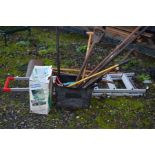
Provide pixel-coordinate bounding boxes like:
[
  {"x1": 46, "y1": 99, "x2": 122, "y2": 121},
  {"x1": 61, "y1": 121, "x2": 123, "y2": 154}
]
[
  {"x1": 106, "y1": 27, "x2": 153, "y2": 39},
  {"x1": 114, "y1": 26, "x2": 153, "y2": 38},
  {"x1": 106, "y1": 27, "x2": 131, "y2": 38},
  {"x1": 103, "y1": 35, "x2": 155, "y2": 58}
]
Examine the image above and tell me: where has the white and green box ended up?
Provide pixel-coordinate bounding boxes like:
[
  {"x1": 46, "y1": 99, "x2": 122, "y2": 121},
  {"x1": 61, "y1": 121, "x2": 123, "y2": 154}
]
[{"x1": 29, "y1": 66, "x2": 52, "y2": 115}]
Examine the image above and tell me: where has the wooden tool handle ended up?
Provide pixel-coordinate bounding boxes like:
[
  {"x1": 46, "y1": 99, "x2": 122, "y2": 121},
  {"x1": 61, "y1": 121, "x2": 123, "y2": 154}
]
[
  {"x1": 82, "y1": 32, "x2": 94, "y2": 79},
  {"x1": 68, "y1": 64, "x2": 118, "y2": 87}
]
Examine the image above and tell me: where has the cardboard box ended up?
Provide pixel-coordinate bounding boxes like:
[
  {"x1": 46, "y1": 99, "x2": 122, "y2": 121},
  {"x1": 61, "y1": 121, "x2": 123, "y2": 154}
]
[{"x1": 29, "y1": 66, "x2": 52, "y2": 115}]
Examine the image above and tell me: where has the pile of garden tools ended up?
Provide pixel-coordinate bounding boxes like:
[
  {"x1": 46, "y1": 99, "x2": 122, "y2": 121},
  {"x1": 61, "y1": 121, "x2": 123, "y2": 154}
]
[
  {"x1": 64, "y1": 26, "x2": 149, "y2": 88},
  {"x1": 2, "y1": 26, "x2": 149, "y2": 112}
]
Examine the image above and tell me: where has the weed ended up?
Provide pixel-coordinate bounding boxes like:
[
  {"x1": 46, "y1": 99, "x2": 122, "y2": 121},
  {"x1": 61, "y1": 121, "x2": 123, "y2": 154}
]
[
  {"x1": 76, "y1": 45, "x2": 87, "y2": 53},
  {"x1": 16, "y1": 41, "x2": 30, "y2": 47},
  {"x1": 137, "y1": 73, "x2": 151, "y2": 82},
  {"x1": 123, "y1": 59, "x2": 139, "y2": 69},
  {"x1": 38, "y1": 49, "x2": 49, "y2": 56}
]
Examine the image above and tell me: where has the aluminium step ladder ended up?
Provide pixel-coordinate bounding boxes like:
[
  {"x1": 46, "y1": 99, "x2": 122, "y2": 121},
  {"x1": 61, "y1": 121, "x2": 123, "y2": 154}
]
[{"x1": 93, "y1": 73, "x2": 146, "y2": 96}]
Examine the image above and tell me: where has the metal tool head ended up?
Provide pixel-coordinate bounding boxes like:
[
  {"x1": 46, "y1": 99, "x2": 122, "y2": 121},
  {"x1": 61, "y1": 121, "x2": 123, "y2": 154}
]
[{"x1": 92, "y1": 27, "x2": 105, "y2": 43}]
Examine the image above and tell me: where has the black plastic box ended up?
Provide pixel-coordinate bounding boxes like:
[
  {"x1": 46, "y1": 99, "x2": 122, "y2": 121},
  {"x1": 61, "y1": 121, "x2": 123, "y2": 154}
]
[{"x1": 55, "y1": 86, "x2": 93, "y2": 110}]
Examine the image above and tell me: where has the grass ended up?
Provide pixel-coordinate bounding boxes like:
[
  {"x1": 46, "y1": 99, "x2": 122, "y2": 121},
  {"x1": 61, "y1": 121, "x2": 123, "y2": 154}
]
[
  {"x1": 137, "y1": 73, "x2": 151, "y2": 82},
  {"x1": 0, "y1": 27, "x2": 155, "y2": 129}
]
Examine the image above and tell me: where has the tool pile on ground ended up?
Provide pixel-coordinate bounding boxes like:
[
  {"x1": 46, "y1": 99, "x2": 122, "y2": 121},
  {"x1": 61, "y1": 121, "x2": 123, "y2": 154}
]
[
  {"x1": 65, "y1": 26, "x2": 149, "y2": 89},
  {"x1": 53, "y1": 26, "x2": 149, "y2": 110},
  {"x1": 2, "y1": 26, "x2": 150, "y2": 112},
  {"x1": 1, "y1": 27, "x2": 155, "y2": 128}
]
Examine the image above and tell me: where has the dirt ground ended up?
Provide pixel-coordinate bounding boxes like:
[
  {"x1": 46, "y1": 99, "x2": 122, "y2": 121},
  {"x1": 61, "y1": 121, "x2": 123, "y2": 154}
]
[{"x1": 0, "y1": 27, "x2": 155, "y2": 129}]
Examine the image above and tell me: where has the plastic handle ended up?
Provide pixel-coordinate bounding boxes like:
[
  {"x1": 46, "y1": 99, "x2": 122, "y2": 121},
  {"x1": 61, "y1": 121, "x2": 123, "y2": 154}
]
[{"x1": 3, "y1": 76, "x2": 14, "y2": 92}]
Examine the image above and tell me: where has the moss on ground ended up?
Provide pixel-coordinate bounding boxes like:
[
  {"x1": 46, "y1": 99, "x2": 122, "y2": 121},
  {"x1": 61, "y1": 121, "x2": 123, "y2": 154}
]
[{"x1": 0, "y1": 27, "x2": 155, "y2": 129}]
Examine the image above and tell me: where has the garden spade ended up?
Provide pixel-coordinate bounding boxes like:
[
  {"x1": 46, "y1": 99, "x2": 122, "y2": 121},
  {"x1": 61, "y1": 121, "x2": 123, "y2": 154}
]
[{"x1": 76, "y1": 27, "x2": 105, "y2": 81}]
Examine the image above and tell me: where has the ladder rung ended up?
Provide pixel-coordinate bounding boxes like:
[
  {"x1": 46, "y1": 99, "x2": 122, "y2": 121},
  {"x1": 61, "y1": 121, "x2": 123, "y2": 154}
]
[
  {"x1": 106, "y1": 75, "x2": 116, "y2": 89},
  {"x1": 121, "y1": 74, "x2": 134, "y2": 90}
]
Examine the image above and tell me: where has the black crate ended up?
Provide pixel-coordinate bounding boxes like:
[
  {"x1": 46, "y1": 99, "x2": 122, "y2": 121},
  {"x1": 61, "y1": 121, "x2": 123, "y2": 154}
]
[
  {"x1": 59, "y1": 73, "x2": 77, "y2": 83},
  {"x1": 55, "y1": 86, "x2": 93, "y2": 110}
]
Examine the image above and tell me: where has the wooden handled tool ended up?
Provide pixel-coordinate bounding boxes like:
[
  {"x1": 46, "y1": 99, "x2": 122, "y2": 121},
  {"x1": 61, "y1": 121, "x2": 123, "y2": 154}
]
[
  {"x1": 68, "y1": 64, "x2": 118, "y2": 87},
  {"x1": 81, "y1": 26, "x2": 149, "y2": 88},
  {"x1": 68, "y1": 59, "x2": 130, "y2": 88},
  {"x1": 53, "y1": 68, "x2": 91, "y2": 73},
  {"x1": 81, "y1": 32, "x2": 94, "y2": 79},
  {"x1": 76, "y1": 27, "x2": 105, "y2": 81}
]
